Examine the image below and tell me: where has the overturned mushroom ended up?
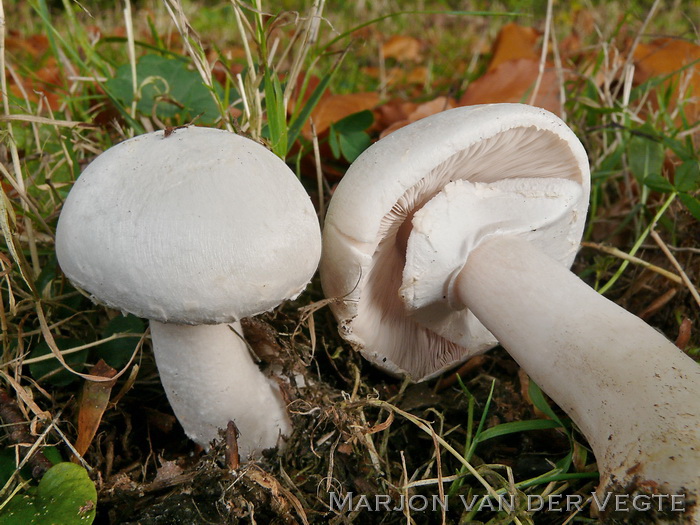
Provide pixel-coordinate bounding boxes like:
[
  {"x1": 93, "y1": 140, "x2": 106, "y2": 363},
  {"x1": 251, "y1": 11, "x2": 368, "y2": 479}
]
[
  {"x1": 56, "y1": 126, "x2": 322, "y2": 458},
  {"x1": 321, "y1": 104, "x2": 700, "y2": 517},
  {"x1": 321, "y1": 103, "x2": 589, "y2": 380}
]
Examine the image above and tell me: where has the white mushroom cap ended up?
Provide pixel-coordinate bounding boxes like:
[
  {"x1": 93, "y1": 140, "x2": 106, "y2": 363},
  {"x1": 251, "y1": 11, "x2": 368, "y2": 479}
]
[
  {"x1": 320, "y1": 104, "x2": 590, "y2": 381},
  {"x1": 56, "y1": 126, "x2": 321, "y2": 324}
]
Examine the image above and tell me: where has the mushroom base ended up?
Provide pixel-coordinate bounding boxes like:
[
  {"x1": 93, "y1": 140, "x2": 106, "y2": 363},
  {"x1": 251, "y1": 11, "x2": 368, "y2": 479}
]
[{"x1": 150, "y1": 321, "x2": 292, "y2": 458}]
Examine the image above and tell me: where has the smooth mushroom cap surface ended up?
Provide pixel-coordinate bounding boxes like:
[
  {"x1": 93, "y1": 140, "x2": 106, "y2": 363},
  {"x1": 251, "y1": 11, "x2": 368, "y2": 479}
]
[
  {"x1": 320, "y1": 103, "x2": 590, "y2": 381},
  {"x1": 56, "y1": 126, "x2": 321, "y2": 324}
]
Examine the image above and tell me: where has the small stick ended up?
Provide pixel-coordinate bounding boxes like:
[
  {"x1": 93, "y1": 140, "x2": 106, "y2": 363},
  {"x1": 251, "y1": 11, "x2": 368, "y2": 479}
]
[
  {"x1": 310, "y1": 119, "x2": 325, "y2": 226},
  {"x1": 225, "y1": 420, "x2": 240, "y2": 470},
  {"x1": 649, "y1": 229, "x2": 700, "y2": 309}
]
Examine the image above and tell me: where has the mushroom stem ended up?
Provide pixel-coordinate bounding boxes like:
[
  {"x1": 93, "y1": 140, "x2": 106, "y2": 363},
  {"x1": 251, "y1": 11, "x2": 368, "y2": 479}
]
[
  {"x1": 150, "y1": 321, "x2": 291, "y2": 458},
  {"x1": 456, "y1": 235, "x2": 700, "y2": 514}
]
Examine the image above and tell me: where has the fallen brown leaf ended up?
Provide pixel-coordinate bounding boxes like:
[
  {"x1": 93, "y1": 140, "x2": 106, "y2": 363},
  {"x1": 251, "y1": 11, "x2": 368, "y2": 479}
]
[
  {"x1": 379, "y1": 95, "x2": 455, "y2": 138},
  {"x1": 382, "y1": 35, "x2": 422, "y2": 62},
  {"x1": 487, "y1": 23, "x2": 541, "y2": 72},
  {"x1": 634, "y1": 38, "x2": 700, "y2": 123},
  {"x1": 303, "y1": 92, "x2": 380, "y2": 139},
  {"x1": 459, "y1": 58, "x2": 561, "y2": 115},
  {"x1": 74, "y1": 360, "x2": 117, "y2": 459},
  {"x1": 5, "y1": 31, "x2": 49, "y2": 58}
]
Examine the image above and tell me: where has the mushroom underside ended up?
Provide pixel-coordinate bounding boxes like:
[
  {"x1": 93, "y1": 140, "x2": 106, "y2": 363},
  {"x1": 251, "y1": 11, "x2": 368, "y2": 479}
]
[{"x1": 347, "y1": 125, "x2": 583, "y2": 380}]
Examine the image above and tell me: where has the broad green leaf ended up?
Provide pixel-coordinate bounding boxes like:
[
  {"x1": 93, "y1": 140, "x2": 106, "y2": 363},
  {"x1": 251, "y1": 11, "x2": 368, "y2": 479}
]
[
  {"x1": 329, "y1": 110, "x2": 374, "y2": 162},
  {"x1": 627, "y1": 133, "x2": 664, "y2": 184},
  {"x1": 332, "y1": 110, "x2": 374, "y2": 134},
  {"x1": 339, "y1": 131, "x2": 371, "y2": 162},
  {"x1": 93, "y1": 315, "x2": 145, "y2": 369},
  {"x1": 643, "y1": 172, "x2": 675, "y2": 193},
  {"x1": 675, "y1": 160, "x2": 700, "y2": 193},
  {"x1": 679, "y1": 193, "x2": 700, "y2": 221},
  {"x1": 0, "y1": 463, "x2": 96, "y2": 525},
  {"x1": 0, "y1": 448, "x2": 62, "y2": 490},
  {"x1": 28, "y1": 339, "x2": 87, "y2": 387},
  {"x1": 328, "y1": 125, "x2": 341, "y2": 159},
  {"x1": 105, "y1": 54, "x2": 223, "y2": 124}
]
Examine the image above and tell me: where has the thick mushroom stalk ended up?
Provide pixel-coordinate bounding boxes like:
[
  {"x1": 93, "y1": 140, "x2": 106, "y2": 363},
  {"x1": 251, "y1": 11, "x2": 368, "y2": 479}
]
[
  {"x1": 457, "y1": 237, "x2": 700, "y2": 514},
  {"x1": 150, "y1": 322, "x2": 290, "y2": 458},
  {"x1": 402, "y1": 177, "x2": 700, "y2": 519}
]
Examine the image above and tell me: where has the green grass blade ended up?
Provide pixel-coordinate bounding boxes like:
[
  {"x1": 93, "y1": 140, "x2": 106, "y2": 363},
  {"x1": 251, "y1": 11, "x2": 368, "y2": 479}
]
[{"x1": 476, "y1": 419, "x2": 563, "y2": 443}]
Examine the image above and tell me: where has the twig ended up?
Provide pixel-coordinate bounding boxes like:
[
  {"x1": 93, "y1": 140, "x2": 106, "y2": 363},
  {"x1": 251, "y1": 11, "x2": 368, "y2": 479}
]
[
  {"x1": 310, "y1": 119, "x2": 326, "y2": 226},
  {"x1": 649, "y1": 229, "x2": 700, "y2": 309},
  {"x1": 597, "y1": 192, "x2": 676, "y2": 295}
]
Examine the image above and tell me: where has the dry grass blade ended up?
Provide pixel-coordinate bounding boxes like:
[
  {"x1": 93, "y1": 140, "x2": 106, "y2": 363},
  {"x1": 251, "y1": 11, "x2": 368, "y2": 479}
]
[
  {"x1": 650, "y1": 229, "x2": 700, "y2": 309},
  {"x1": 366, "y1": 399, "x2": 502, "y2": 501},
  {"x1": 0, "y1": 114, "x2": 95, "y2": 127},
  {"x1": 581, "y1": 241, "x2": 683, "y2": 284}
]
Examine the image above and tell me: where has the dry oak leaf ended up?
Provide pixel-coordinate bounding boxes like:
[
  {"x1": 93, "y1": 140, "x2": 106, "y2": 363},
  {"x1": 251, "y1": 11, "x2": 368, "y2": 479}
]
[
  {"x1": 459, "y1": 58, "x2": 562, "y2": 116},
  {"x1": 373, "y1": 98, "x2": 418, "y2": 130},
  {"x1": 360, "y1": 65, "x2": 427, "y2": 88},
  {"x1": 382, "y1": 35, "x2": 422, "y2": 62},
  {"x1": 379, "y1": 95, "x2": 455, "y2": 138},
  {"x1": 303, "y1": 92, "x2": 380, "y2": 139},
  {"x1": 5, "y1": 31, "x2": 49, "y2": 58},
  {"x1": 633, "y1": 38, "x2": 700, "y2": 123},
  {"x1": 487, "y1": 23, "x2": 541, "y2": 72}
]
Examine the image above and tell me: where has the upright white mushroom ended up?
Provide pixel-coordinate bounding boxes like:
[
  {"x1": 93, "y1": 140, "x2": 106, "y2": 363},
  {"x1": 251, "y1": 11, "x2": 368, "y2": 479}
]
[
  {"x1": 320, "y1": 104, "x2": 700, "y2": 519},
  {"x1": 56, "y1": 126, "x2": 322, "y2": 459}
]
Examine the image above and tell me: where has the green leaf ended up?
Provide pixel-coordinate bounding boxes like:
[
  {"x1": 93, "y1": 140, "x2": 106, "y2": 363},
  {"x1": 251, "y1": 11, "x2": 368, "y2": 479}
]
[
  {"x1": 643, "y1": 172, "x2": 675, "y2": 193},
  {"x1": 28, "y1": 339, "x2": 87, "y2": 387},
  {"x1": 328, "y1": 110, "x2": 374, "y2": 162},
  {"x1": 679, "y1": 193, "x2": 700, "y2": 221},
  {"x1": 0, "y1": 463, "x2": 96, "y2": 525},
  {"x1": 328, "y1": 125, "x2": 341, "y2": 159},
  {"x1": 0, "y1": 448, "x2": 62, "y2": 490},
  {"x1": 333, "y1": 110, "x2": 374, "y2": 134},
  {"x1": 627, "y1": 132, "x2": 664, "y2": 184},
  {"x1": 0, "y1": 449, "x2": 18, "y2": 489},
  {"x1": 675, "y1": 160, "x2": 700, "y2": 193},
  {"x1": 339, "y1": 131, "x2": 371, "y2": 162},
  {"x1": 93, "y1": 315, "x2": 145, "y2": 369},
  {"x1": 105, "y1": 54, "x2": 223, "y2": 124}
]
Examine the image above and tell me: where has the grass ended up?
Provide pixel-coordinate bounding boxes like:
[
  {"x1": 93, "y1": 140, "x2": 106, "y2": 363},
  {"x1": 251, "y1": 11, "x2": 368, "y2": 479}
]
[{"x1": 0, "y1": 0, "x2": 699, "y2": 524}]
